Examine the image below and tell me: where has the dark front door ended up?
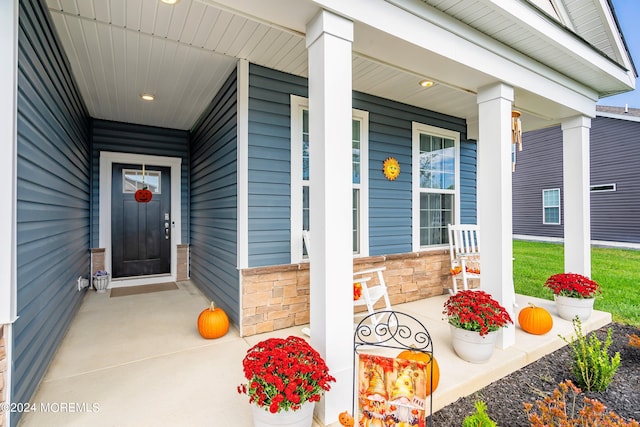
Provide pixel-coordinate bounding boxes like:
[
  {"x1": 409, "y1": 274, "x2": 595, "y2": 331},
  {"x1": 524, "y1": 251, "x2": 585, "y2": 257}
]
[{"x1": 112, "y1": 163, "x2": 171, "y2": 278}]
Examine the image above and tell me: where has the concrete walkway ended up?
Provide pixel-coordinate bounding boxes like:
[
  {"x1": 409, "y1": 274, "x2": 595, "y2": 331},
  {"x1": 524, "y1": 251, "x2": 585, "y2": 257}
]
[{"x1": 19, "y1": 281, "x2": 610, "y2": 426}]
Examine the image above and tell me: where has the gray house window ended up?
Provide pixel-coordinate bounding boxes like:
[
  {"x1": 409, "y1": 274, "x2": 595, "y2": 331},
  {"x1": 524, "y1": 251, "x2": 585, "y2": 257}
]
[
  {"x1": 412, "y1": 123, "x2": 460, "y2": 250},
  {"x1": 290, "y1": 95, "x2": 370, "y2": 262},
  {"x1": 542, "y1": 188, "x2": 561, "y2": 225}
]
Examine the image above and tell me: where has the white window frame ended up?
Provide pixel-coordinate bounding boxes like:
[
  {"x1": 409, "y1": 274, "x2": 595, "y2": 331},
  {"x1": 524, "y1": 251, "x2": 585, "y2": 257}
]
[
  {"x1": 290, "y1": 95, "x2": 369, "y2": 263},
  {"x1": 99, "y1": 152, "x2": 182, "y2": 287},
  {"x1": 411, "y1": 122, "x2": 460, "y2": 251},
  {"x1": 542, "y1": 188, "x2": 561, "y2": 225},
  {"x1": 590, "y1": 183, "x2": 616, "y2": 193}
]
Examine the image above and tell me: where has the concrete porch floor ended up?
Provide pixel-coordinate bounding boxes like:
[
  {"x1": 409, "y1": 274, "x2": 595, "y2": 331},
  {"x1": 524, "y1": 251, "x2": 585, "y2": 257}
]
[{"x1": 18, "y1": 280, "x2": 611, "y2": 427}]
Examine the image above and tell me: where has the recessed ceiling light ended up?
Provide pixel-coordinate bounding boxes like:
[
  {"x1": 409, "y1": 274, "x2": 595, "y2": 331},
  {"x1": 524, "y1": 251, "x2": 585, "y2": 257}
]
[
  {"x1": 160, "y1": 0, "x2": 181, "y2": 4},
  {"x1": 419, "y1": 79, "x2": 434, "y2": 88},
  {"x1": 140, "y1": 93, "x2": 155, "y2": 101}
]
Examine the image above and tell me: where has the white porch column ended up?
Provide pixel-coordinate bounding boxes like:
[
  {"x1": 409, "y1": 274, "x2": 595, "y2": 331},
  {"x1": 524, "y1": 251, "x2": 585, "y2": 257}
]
[
  {"x1": 306, "y1": 10, "x2": 353, "y2": 426},
  {"x1": 476, "y1": 83, "x2": 515, "y2": 349},
  {"x1": 562, "y1": 116, "x2": 592, "y2": 276}
]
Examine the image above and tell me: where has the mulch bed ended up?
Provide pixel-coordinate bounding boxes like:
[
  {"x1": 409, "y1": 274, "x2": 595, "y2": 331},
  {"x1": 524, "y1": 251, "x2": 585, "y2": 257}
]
[{"x1": 431, "y1": 323, "x2": 640, "y2": 426}]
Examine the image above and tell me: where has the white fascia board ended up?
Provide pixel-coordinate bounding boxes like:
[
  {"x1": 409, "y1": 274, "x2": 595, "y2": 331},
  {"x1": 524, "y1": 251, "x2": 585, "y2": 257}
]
[
  {"x1": 594, "y1": 0, "x2": 637, "y2": 76},
  {"x1": 549, "y1": 0, "x2": 575, "y2": 31},
  {"x1": 480, "y1": 0, "x2": 634, "y2": 82}
]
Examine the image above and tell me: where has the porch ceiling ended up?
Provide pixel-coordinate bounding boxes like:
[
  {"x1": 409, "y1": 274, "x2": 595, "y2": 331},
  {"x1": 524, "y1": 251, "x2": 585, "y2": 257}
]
[{"x1": 45, "y1": 0, "x2": 633, "y2": 132}]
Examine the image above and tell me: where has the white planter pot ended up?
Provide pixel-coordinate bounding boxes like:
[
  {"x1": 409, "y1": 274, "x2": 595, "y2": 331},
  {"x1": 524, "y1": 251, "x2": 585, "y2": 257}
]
[
  {"x1": 251, "y1": 400, "x2": 315, "y2": 427},
  {"x1": 450, "y1": 324, "x2": 498, "y2": 364},
  {"x1": 93, "y1": 275, "x2": 110, "y2": 293},
  {"x1": 554, "y1": 295, "x2": 595, "y2": 322}
]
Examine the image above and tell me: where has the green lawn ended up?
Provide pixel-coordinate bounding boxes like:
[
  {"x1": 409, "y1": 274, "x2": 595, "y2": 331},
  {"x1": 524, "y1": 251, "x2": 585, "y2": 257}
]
[{"x1": 513, "y1": 240, "x2": 640, "y2": 327}]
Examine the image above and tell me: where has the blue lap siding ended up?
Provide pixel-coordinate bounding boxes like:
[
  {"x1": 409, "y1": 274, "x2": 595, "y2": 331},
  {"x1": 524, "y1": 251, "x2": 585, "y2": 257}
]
[
  {"x1": 246, "y1": 65, "x2": 476, "y2": 266},
  {"x1": 190, "y1": 70, "x2": 240, "y2": 324},
  {"x1": 513, "y1": 115, "x2": 640, "y2": 244},
  {"x1": 247, "y1": 65, "x2": 307, "y2": 266},
  {"x1": 14, "y1": 1, "x2": 90, "y2": 425}
]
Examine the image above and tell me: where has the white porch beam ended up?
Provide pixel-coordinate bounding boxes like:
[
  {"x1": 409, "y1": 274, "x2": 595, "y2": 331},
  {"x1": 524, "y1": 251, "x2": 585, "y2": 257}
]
[
  {"x1": 562, "y1": 116, "x2": 592, "y2": 276},
  {"x1": 305, "y1": 10, "x2": 353, "y2": 426},
  {"x1": 313, "y1": 0, "x2": 601, "y2": 116},
  {"x1": 477, "y1": 83, "x2": 516, "y2": 349}
]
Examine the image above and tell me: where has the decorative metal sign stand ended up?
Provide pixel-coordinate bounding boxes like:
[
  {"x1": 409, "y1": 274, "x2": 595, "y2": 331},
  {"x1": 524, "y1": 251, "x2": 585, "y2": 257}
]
[{"x1": 353, "y1": 311, "x2": 434, "y2": 427}]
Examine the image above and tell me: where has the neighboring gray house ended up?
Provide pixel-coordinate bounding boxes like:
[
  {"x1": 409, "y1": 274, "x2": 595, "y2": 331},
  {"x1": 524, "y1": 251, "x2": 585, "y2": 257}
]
[
  {"x1": 513, "y1": 106, "x2": 640, "y2": 248},
  {"x1": 1, "y1": 0, "x2": 635, "y2": 425}
]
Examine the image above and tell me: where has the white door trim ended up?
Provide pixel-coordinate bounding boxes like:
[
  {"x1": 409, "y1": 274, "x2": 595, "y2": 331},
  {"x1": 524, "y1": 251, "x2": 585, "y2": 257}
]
[{"x1": 99, "y1": 151, "x2": 182, "y2": 287}]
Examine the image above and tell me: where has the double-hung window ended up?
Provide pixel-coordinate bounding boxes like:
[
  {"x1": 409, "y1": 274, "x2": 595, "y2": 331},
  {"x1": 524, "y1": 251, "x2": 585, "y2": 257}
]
[
  {"x1": 412, "y1": 123, "x2": 459, "y2": 250},
  {"x1": 542, "y1": 188, "x2": 561, "y2": 224},
  {"x1": 290, "y1": 95, "x2": 369, "y2": 262}
]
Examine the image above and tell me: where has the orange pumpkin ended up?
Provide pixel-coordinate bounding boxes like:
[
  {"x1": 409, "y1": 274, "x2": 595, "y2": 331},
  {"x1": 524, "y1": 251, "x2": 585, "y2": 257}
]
[
  {"x1": 338, "y1": 411, "x2": 355, "y2": 426},
  {"x1": 396, "y1": 349, "x2": 439, "y2": 395},
  {"x1": 197, "y1": 301, "x2": 229, "y2": 339},
  {"x1": 518, "y1": 303, "x2": 553, "y2": 335}
]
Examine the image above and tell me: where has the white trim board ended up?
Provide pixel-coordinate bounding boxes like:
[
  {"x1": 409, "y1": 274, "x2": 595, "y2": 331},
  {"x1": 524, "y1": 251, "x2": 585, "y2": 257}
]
[
  {"x1": 513, "y1": 235, "x2": 640, "y2": 250},
  {"x1": 0, "y1": 0, "x2": 18, "y2": 325},
  {"x1": 99, "y1": 152, "x2": 182, "y2": 288}
]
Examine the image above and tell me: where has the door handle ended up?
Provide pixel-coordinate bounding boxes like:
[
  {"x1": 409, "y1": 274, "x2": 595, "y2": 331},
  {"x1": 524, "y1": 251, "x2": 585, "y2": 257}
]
[{"x1": 164, "y1": 222, "x2": 170, "y2": 240}]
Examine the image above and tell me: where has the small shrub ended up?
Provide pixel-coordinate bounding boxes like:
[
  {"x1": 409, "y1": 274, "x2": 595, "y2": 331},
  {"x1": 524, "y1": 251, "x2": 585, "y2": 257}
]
[
  {"x1": 462, "y1": 400, "x2": 497, "y2": 427},
  {"x1": 523, "y1": 380, "x2": 639, "y2": 427},
  {"x1": 561, "y1": 317, "x2": 621, "y2": 391}
]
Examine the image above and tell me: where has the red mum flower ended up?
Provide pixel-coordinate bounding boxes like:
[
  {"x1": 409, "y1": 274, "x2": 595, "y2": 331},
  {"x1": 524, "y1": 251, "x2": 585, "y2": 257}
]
[
  {"x1": 237, "y1": 336, "x2": 336, "y2": 413},
  {"x1": 544, "y1": 273, "x2": 600, "y2": 299},
  {"x1": 443, "y1": 290, "x2": 513, "y2": 336}
]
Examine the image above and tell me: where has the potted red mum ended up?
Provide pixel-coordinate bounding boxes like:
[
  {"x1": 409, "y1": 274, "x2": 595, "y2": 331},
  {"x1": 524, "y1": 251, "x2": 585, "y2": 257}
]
[
  {"x1": 443, "y1": 290, "x2": 513, "y2": 363},
  {"x1": 238, "y1": 335, "x2": 336, "y2": 427},
  {"x1": 545, "y1": 273, "x2": 600, "y2": 321}
]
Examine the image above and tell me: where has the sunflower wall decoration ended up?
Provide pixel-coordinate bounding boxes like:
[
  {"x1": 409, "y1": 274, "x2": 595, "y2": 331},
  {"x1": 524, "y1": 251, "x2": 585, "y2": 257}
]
[{"x1": 382, "y1": 157, "x2": 400, "y2": 181}]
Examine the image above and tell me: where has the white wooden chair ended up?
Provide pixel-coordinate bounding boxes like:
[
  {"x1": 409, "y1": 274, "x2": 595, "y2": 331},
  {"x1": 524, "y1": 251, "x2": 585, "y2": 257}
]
[
  {"x1": 353, "y1": 266, "x2": 392, "y2": 328},
  {"x1": 302, "y1": 231, "x2": 392, "y2": 328},
  {"x1": 447, "y1": 224, "x2": 481, "y2": 295}
]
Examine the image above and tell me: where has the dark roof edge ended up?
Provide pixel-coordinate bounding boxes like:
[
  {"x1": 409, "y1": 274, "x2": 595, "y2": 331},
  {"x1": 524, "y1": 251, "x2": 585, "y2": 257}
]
[
  {"x1": 605, "y1": 0, "x2": 638, "y2": 76},
  {"x1": 596, "y1": 105, "x2": 640, "y2": 119}
]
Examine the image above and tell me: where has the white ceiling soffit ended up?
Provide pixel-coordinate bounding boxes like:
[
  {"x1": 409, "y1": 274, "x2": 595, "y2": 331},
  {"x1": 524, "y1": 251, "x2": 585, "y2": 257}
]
[
  {"x1": 46, "y1": 0, "x2": 310, "y2": 130},
  {"x1": 46, "y1": 0, "x2": 633, "y2": 132},
  {"x1": 46, "y1": 0, "x2": 477, "y2": 130}
]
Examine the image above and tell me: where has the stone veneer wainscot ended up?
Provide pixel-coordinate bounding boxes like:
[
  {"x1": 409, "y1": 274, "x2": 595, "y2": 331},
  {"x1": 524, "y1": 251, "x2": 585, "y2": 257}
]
[{"x1": 240, "y1": 250, "x2": 450, "y2": 336}]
